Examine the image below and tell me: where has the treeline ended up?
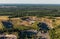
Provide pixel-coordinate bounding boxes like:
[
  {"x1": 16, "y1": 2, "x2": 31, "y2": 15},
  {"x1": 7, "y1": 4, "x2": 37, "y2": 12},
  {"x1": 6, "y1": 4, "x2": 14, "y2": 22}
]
[{"x1": 0, "y1": 6, "x2": 60, "y2": 17}]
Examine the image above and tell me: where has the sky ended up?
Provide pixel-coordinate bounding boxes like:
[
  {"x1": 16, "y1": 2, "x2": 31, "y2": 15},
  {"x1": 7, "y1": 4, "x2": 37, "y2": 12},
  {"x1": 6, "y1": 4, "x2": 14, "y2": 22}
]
[{"x1": 0, "y1": 0, "x2": 60, "y2": 4}]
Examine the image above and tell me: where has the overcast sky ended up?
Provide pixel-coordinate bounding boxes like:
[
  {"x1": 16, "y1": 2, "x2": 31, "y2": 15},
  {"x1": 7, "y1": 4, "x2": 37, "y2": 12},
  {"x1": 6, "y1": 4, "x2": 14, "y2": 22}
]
[{"x1": 0, "y1": 0, "x2": 60, "y2": 4}]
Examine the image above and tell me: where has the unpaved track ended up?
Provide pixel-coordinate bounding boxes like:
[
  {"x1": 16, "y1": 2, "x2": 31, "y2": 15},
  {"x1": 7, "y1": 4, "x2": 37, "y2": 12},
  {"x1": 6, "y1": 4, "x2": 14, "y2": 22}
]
[{"x1": 37, "y1": 31, "x2": 50, "y2": 39}]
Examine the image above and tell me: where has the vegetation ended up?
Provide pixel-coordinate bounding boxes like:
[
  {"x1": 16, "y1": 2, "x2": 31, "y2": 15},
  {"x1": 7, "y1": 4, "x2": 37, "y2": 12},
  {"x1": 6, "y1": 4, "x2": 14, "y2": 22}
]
[
  {"x1": 0, "y1": 4, "x2": 60, "y2": 39},
  {"x1": 49, "y1": 25, "x2": 60, "y2": 39},
  {"x1": 0, "y1": 4, "x2": 60, "y2": 17},
  {"x1": 0, "y1": 22, "x2": 4, "y2": 30},
  {"x1": 13, "y1": 25, "x2": 35, "y2": 30},
  {"x1": 31, "y1": 21, "x2": 39, "y2": 30}
]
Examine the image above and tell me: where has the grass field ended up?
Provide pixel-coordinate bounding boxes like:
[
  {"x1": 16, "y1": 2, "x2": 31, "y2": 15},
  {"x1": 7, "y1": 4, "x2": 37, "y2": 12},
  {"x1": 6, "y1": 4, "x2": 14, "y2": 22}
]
[{"x1": 0, "y1": 22, "x2": 4, "y2": 30}]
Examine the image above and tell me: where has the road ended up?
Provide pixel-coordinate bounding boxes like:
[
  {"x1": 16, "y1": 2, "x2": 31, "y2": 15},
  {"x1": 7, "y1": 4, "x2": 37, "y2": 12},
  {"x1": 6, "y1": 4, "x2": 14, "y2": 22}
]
[
  {"x1": 0, "y1": 34, "x2": 17, "y2": 39},
  {"x1": 37, "y1": 31, "x2": 50, "y2": 39}
]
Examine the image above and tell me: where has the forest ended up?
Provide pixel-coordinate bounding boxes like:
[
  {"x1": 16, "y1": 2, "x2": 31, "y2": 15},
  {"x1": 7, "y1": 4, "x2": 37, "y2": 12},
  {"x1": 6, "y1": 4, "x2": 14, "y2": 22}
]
[{"x1": 0, "y1": 4, "x2": 60, "y2": 17}]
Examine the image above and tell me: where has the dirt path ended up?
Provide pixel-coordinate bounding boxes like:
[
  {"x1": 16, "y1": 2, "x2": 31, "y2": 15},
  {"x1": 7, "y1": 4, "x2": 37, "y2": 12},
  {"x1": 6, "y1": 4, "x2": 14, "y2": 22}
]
[{"x1": 37, "y1": 31, "x2": 50, "y2": 39}]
